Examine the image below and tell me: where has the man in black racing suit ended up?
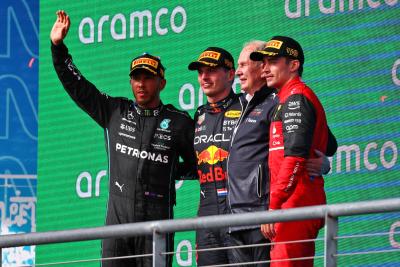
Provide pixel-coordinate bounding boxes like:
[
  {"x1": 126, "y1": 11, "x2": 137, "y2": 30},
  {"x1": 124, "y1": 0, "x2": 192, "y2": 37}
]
[
  {"x1": 188, "y1": 47, "x2": 242, "y2": 265},
  {"x1": 50, "y1": 11, "x2": 196, "y2": 267}
]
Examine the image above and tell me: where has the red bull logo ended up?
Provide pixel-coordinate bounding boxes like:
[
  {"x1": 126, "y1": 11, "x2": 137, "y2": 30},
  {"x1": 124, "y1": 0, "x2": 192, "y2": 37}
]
[
  {"x1": 198, "y1": 166, "x2": 227, "y2": 184},
  {"x1": 196, "y1": 145, "x2": 229, "y2": 165}
]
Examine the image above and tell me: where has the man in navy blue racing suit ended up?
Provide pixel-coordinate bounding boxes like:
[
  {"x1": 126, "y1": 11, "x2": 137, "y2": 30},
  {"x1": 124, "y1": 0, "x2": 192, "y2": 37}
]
[{"x1": 188, "y1": 47, "x2": 242, "y2": 265}]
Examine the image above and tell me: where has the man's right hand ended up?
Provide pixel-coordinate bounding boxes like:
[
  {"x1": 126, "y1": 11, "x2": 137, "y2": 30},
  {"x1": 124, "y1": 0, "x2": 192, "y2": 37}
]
[{"x1": 50, "y1": 10, "x2": 70, "y2": 45}]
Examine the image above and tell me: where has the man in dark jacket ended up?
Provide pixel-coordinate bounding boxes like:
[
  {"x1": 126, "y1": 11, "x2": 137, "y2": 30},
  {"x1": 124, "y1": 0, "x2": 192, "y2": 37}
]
[
  {"x1": 227, "y1": 40, "x2": 277, "y2": 267},
  {"x1": 50, "y1": 10, "x2": 196, "y2": 267}
]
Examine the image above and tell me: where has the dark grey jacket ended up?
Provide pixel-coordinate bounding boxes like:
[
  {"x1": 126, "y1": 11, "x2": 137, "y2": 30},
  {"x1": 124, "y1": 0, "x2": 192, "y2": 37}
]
[{"x1": 227, "y1": 86, "x2": 277, "y2": 231}]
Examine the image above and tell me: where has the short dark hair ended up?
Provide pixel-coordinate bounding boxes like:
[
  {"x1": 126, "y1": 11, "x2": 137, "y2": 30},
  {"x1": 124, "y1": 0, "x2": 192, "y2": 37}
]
[{"x1": 285, "y1": 57, "x2": 303, "y2": 77}]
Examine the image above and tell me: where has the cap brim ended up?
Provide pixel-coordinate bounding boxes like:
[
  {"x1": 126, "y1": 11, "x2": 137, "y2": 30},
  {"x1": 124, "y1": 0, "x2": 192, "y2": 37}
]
[
  {"x1": 188, "y1": 60, "x2": 218, "y2": 71},
  {"x1": 250, "y1": 51, "x2": 265, "y2": 61},
  {"x1": 250, "y1": 50, "x2": 280, "y2": 61},
  {"x1": 129, "y1": 66, "x2": 157, "y2": 77}
]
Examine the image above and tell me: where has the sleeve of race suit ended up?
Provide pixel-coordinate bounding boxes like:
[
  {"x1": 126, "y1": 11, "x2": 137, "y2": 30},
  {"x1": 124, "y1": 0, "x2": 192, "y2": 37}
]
[
  {"x1": 51, "y1": 41, "x2": 112, "y2": 128},
  {"x1": 318, "y1": 127, "x2": 338, "y2": 175},
  {"x1": 176, "y1": 113, "x2": 198, "y2": 180},
  {"x1": 326, "y1": 126, "x2": 338, "y2": 157},
  {"x1": 269, "y1": 93, "x2": 316, "y2": 210}
]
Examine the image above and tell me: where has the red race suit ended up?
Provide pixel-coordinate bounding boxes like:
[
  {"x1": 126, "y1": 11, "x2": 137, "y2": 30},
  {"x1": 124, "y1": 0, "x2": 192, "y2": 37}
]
[{"x1": 269, "y1": 76, "x2": 328, "y2": 267}]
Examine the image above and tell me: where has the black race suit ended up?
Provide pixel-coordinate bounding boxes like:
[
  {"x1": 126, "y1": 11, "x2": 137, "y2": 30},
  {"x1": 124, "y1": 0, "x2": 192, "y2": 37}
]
[
  {"x1": 194, "y1": 91, "x2": 242, "y2": 265},
  {"x1": 51, "y1": 42, "x2": 196, "y2": 267}
]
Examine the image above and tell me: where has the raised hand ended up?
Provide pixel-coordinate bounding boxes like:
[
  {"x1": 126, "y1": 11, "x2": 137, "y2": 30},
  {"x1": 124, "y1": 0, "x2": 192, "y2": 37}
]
[{"x1": 50, "y1": 10, "x2": 70, "y2": 45}]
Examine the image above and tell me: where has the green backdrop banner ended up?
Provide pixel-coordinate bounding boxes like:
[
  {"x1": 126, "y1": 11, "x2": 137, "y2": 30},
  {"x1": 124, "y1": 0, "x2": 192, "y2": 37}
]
[{"x1": 38, "y1": 1, "x2": 400, "y2": 266}]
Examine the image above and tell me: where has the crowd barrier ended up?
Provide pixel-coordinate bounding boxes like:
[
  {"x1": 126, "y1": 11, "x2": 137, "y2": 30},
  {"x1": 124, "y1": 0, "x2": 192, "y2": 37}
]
[{"x1": 1, "y1": 198, "x2": 400, "y2": 266}]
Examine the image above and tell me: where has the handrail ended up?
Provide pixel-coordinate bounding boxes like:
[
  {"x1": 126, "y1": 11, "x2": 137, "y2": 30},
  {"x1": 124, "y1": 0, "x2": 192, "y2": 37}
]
[
  {"x1": 1, "y1": 198, "x2": 400, "y2": 267},
  {"x1": 1, "y1": 198, "x2": 400, "y2": 248}
]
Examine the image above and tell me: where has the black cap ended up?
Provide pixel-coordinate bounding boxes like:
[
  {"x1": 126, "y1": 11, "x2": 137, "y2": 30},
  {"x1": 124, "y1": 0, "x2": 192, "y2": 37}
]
[
  {"x1": 250, "y1": 36, "x2": 304, "y2": 65},
  {"x1": 129, "y1": 53, "x2": 165, "y2": 78},
  {"x1": 188, "y1": 47, "x2": 234, "y2": 71}
]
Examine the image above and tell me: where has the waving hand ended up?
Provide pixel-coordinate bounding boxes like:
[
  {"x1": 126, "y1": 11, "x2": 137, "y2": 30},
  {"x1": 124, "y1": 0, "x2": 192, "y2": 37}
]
[{"x1": 50, "y1": 10, "x2": 70, "y2": 45}]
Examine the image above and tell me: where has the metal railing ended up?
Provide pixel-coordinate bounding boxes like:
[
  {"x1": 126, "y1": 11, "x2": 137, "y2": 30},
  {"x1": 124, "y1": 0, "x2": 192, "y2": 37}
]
[{"x1": 1, "y1": 198, "x2": 400, "y2": 267}]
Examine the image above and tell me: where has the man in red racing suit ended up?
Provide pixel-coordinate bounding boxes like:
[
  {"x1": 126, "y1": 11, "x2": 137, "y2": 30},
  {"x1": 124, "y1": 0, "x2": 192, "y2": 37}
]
[{"x1": 251, "y1": 36, "x2": 334, "y2": 267}]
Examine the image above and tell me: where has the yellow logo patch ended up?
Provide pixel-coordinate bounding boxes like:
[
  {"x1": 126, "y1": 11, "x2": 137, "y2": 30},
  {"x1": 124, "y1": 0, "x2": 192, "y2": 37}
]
[
  {"x1": 225, "y1": 110, "x2": 241, "y2": 118},
  {"x1": 274, "y1": 104, "x2": 282, "y2": 120},
  {"x1": 286, "y1": 47, "x2": 299, "y2": 57},
  {"x1": 265, "y1": 40, "x2": 283, "y2": 49},
  {"x1": 132, "y1": 58, "x2": 158, "y2": 69},
  {"x1": 199, "y1": 51, "x2": 221, "y2": 61}
]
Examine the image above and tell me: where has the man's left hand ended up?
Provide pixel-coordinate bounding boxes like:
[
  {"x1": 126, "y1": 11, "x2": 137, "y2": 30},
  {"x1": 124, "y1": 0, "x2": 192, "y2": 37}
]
[
  {"x1": 261, "y1": 209, "x2": 276, "y2": 240},
  {"x1": 306, "y1": 149, "x2": 331, "y2": 176},
  {"x1": 261, "y1": 223, "x2": 275, "y2": 240}
]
